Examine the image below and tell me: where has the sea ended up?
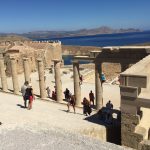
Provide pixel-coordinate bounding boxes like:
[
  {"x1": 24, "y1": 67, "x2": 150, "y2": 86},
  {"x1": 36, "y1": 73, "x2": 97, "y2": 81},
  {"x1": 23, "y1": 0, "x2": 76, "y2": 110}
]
[{"x1": 41, "y1": 31, "x2": 150, "y2": 65}]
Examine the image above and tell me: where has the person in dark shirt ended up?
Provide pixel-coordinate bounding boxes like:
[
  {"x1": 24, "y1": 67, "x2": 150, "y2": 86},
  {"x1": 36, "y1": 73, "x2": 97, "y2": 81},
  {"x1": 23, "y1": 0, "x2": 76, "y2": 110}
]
[
  {"x1": 21, "y1": 81, "x2": 29, "y2": 108},
  {"x1": 89, "y1": 90, "x2": 95, "y2": 106},
  {"x1": 64, "y1": 88, "x2": 70, "y2": 100},
  {"x1": 67, "y1": 95, "x2": 76, "y2": 114},
  {"x1": 81, "y1": 97, "x2": 92, "y2": 116},
  {"x1": 26, "y1": 83, "x2": 35, "y2": 110}
]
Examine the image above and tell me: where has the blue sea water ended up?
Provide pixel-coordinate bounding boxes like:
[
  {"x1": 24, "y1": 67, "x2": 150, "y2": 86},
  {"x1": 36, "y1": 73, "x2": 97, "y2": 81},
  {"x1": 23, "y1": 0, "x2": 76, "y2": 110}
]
[
  {"x1": 49, "y1": 31, "x2": 150, "y2": 47},
  {"x1": 40, "y1": 31, "x2": 150, "y2": 65}
]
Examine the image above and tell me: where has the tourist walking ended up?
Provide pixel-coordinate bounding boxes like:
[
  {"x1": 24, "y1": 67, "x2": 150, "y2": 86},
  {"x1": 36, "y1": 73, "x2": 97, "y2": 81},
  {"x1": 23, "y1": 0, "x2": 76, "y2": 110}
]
[
  {"x1": 81, "y1": 97, "x2": 92, "y2": 116},
  {"x1": 26, "y1": 83, "x2": 35, "y2": 110},
  {"x1": 89, "y1": 90, "x2": 95, "y2": 106},
  {"x1": 21, "y1": 81, "x2": 29, "y2": 108},
  {"x1": 46, "y1": 86, "x2": 51, "y2": 98},
  {"x1": 64, "y1": 88, "x2": 70, "y2": 100},
  {"x1": 52, "y1": 91, "x2": 56, "y2": 100},
  {"x1": 67, "y1": 95, "x2": 76, "y2": 114},
  {"x1": 105, "y1": 100, "x2": 113, "y2": 123}
]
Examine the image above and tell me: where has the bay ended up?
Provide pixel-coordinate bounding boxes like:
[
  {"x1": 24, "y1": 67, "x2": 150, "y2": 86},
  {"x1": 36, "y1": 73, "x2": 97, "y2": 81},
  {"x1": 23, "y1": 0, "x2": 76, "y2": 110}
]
[{"x1": 48, "y1": 31, "x2": 150, "y2": 47}]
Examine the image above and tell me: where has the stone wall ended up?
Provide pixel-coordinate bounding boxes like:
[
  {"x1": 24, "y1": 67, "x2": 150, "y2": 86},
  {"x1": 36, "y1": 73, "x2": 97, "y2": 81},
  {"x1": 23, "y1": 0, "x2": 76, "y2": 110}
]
[
  {"x1": 62, "y1": 45, "x2": 101, "y2": 56},
  {"x1": 0, "y1": 40, "x2": 62, "y2": 76},
  {"x1": 120, "y1": 55, "x2": 150, "y2": 149}
]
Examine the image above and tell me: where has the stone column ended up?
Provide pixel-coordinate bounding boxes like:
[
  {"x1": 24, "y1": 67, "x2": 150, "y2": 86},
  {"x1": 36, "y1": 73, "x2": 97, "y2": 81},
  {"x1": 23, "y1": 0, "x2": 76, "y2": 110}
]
[
  {"x1": 121, "y1": 63, "x2": 130, "y2": 72},
  {"x1": 0, "y1": 53, "x2": 7, "y2": 91},
  {"x1": 23, "y1": 58, "x2": 30, "y2": 82},
  {"x1": 37, "y1": 59, "x2": 46, "y2": 99},
  {"x1": 73, "y1": 61, "x2": 81, "y2": 107},
  {"x1": 10, "y1": 56, "x2": 19, "y2": 94},
  {"x1": 53, "y1": 59, "x2": 62, "y2": 102},
  {"x1": 95, "y1": 63, "x2": 103, "y2": 110}
]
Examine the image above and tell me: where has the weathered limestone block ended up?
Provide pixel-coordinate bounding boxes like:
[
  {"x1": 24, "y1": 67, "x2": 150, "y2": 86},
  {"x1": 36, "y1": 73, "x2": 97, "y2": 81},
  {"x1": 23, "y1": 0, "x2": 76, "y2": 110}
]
[
  {"x1": 121, "y1": 113, "x2": 140, "y2": 125},
  {"x1": 121, "y1": 104, "x2": 138, "y2": 114},
  {"x1": 121, "y1": 123, "x2": 136, "y2": 132},
  {"x1": 122, "y1": 131, "x2": 144, "y2": 149},
  {"x1": 120, "y1": 85, "x2": 141, "y2": 98},
  {"x1": 138, "y1": 140, "x2": 150, "y2": 150},
  {"x1": 120, "y1": 75, "x2": 147, "y2": 88}
]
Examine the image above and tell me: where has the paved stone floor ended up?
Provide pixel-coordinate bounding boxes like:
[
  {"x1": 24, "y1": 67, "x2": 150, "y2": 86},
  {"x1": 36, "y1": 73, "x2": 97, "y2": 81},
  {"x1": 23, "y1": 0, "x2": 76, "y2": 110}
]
[{"x1": 0, "y1": 92, "x2": 132, "y2": 150}]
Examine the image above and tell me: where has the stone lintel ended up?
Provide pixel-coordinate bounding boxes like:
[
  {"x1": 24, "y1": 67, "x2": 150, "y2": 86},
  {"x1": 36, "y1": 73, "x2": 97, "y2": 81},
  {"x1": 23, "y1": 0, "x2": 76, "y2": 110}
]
[
  {"x1": 72, "y1": 60, "x2": 79, "y2": 64},
  {"x1": 23, "y1": 57, "x2": 29, "y2": 61},
  {"x1": 120, "y1": 74, "x2": 147, "y2": 88},
  {"x1": 121, "y1": 97, "x2": 150, "y2": 109},
  {"x1": 52, "y1": 59, "x2": 61, "y2": 62}
]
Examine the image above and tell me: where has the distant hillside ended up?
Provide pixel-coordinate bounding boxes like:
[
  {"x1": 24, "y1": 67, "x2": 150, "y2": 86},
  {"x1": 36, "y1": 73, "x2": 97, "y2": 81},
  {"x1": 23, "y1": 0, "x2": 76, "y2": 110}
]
[
  {"x1": 21, "y1": 26, "x2": 141, "y2": 40},
  {"x1": 0, "y1": 35, "x2": 30, "y2": 42}
]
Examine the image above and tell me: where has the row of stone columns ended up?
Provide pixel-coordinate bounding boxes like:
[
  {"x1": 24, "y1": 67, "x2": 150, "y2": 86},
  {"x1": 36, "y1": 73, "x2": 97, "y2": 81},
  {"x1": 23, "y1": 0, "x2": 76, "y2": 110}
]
[
  {"x1": 73, "y1": 61, "x2": 103, "y2": 109},
  {"x1": 0, "y1": 53, "x2": 130, "y2": 110},
  {"x1": 0, "y1": 54, "x2": 104, "y2": 109},
  {"x1": 0, "y1": 54, "x2": 46, "y2": 98}
]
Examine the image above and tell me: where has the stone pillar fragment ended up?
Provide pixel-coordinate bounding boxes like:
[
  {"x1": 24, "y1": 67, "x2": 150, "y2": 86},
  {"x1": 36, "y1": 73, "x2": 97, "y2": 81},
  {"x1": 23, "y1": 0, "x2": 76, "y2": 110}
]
[
  {"x1": 95, "y1": 63, "x2": 103, "y2": 109},
  {"x1": 10, "y1": 56, "x2": 19, "y2": 94},
  {"x1": 53, "y1": 59, "x2": 62, "y2": 102},
  {"x1": 0, "y1": 53, "x2": 7, "y2": 91},
  {"x1": 73, "y1": 61, "x2": 81, "y2": 107},
  {"x1": 37, "y1": 59, "x2": 46, "y2": 99},
  {"x1": 23, "y1": 58, "x2": 30, "y2": 82}
]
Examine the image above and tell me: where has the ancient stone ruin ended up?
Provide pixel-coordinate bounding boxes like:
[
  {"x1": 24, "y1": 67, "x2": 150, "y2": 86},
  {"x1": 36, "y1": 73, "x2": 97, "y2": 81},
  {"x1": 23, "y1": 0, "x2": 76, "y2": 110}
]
[
  {"x1": 0, "y1": 41, "x2": 150, "y2": 149},
  {"x1": 74, "y1": 46, "x2": 150, "y2": 149},
  {"x1": 0, "y1": 40, "x2": 62, "y2": 76}
]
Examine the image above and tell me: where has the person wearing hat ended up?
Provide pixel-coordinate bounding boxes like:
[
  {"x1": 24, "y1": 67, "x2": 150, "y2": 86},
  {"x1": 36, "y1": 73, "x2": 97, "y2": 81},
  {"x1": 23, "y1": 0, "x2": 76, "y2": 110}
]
[{"x1": 26, "y1": 83, "x2": 35, "y2": 110}]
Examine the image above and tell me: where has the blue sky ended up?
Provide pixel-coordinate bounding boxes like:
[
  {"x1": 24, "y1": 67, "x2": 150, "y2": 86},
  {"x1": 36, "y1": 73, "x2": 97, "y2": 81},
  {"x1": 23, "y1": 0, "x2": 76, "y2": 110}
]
[{"x1": 0, "y1": 0, "x2": 150, "y2": 33}]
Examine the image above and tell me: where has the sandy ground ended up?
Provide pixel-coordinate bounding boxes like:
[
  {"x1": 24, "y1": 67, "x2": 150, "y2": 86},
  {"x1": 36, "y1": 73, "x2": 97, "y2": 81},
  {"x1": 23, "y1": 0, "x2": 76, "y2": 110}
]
[{"x1": 0, "y1": 92, "x2": 132, "y2": 150}]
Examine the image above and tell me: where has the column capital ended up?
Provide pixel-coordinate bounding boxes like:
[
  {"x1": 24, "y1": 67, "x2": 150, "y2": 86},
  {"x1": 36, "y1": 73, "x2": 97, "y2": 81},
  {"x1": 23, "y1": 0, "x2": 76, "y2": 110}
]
[
  {"x1": 37, "y1": 58, "x2": 42, "y2": 62},
  {"x1": 9, "y1": 56, "x2": 16, "y2": 60}
]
